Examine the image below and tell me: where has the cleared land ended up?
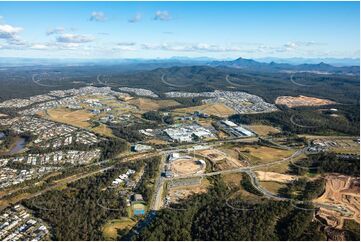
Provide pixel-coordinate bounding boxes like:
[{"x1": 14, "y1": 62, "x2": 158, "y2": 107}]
[
  {"x1": 275, "y1": 95, "x2": 336, "y2": 108},
  {"x1": 237, "y1": 145, "x2": 294, "y2": 165},
  {"x1": 127, "y1": 98, "x2": 180, "y2": 112},
  {"x1": 102, "y1": 218, "x2": 136, "y2": 240},
  {"x1": 314, "y1": 175, "x2": 360, "y2": 229},
  {"x1": 197, "y1": 148, "x2": 244, "y2": 170},
  {"x1": 44, "y1": 108, "x2": 93, "y2": 128},
  {"x1": 174, "y1": 103, "x2": 236, "y2": 117},
  {"x1": 255, "y1": 171, "x2": 296, "y2": 183},
  {"x1": 167, "y1": 178, "x2": 209, "y2": 204},
  {"x1": 248, "y1": 124, "x2": 281, "y2": 136}
]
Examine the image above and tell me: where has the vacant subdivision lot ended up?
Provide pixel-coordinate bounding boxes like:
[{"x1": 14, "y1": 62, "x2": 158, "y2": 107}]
[
  {"x1": 275, "y1": 95, "x2": 336, "y2": 108},
  {"x1": 174, "y1": 103, "x2": 236, "y2": 117}
]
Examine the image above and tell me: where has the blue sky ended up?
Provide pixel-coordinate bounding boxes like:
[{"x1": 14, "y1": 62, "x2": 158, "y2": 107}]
[{"x1": 0, "y1": 1, "x2": 359, "y2": 59}]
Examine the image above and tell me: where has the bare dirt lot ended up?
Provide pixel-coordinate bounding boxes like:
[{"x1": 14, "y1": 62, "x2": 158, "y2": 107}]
[
  {"x1": 167, "y1": 178, "x2": 209, "y2": 204},
  {"x1": 255, "y1": 171, "x2": 296, "y2": 183},
  {"x1": 275, "y1": 95, "x2": 336, "y2": 108},
  {"x1": 197, "y1": 148, "x2": 244, "y2": 170},
  {"x1": 314, "y1": 174, "x2": 360, "y2": 229}
]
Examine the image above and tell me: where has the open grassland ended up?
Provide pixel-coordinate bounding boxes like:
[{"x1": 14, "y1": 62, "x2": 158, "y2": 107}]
[
  {"x1": 259, "y1": 181, "x2": 286, "y2": 195},
  {"x1": 127, "y1": 98, "x2": 180, "y2": 112},
  {"x1": 222, "y1": 173, "x2": 243, "y2": 187},
  {"x1": 174, "y1": 103, "x2": 236, "y2": 117},
  {"x1": 237, "y1": 145, "x2": 294, "y2": 165},
  {"x1": 102, "y1": 218, "x2": 136, "y2": 240},
  {"x1": 44, "y1": 108, "x2": 93, "y2": 128},
  {"x1": 248, "y1": 124, "x2": 281, "y2": 136},
  {"x1": 254, "y1": 161, "x2": 291, "y2": 174},
  {"x1": 91, "y1": 124, "x2": 114, "y2": 137}
]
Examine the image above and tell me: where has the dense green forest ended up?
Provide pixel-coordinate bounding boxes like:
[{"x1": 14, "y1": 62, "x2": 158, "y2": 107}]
[
  {"x1": 229, "y1": 104, "x2": 359, "y2": 136},
  {"x1": 23, "y1": 156, "x2": 159, "y2": 240},
  {"x1": 279, "y1": 178, "x2": 326, "y2": 201},
  {"x1": 289, "y1": 153, "x2": 360, "y2": 177},
  {"x1": 134, "y1": 156, "x2": 161, "y2": 202},
  {"x1": 128, "y1": 176, "x2": 328, "y2": 241}
]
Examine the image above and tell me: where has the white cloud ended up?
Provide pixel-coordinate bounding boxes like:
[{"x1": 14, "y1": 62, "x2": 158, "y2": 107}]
[
  {"x1": 117, "y1": 42, "x2": 136, "y2": 46},
  {"x1": 141, "y1": 42, "x2": 245, "y2": 52},
  {"x1": 56, "y1": 33, "x2": 94, "y2": 44},
  {"x1": 129, "y1": 13, "x2": 142, "y2": 23},
  {"x1": 154, "y1": 11, "x2": 171, "y2": 21},
  {"x1": 90, "y1": 11, "x2": 106, "y2": 22},
  {"x1": 46, "y1": 27, "x2": 64, "y2": 36},
  {"x1": 284, "y1": 42, "x2": 298, "y2": 49},
  {"x1": 0, "y1": 24, "x2": 22, "y2": 41},
  {"x1": 30, "y1": 44, "x2": 49, "y2": 50}
]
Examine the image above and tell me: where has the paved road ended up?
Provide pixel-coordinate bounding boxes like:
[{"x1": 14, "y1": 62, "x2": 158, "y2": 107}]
[{"x1": 149, "y1": 155, "x2": 166, "y2": 211}]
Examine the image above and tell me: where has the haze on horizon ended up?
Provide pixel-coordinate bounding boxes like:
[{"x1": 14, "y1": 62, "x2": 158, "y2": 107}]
[{"x1": 0, "y1": 1, "x2": 359, "y2": 60}]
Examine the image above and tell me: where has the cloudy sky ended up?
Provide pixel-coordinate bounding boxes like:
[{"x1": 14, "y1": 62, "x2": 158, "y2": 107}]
[{"x1": 0, "y1": 1, "x2": 359, "y2": 59}]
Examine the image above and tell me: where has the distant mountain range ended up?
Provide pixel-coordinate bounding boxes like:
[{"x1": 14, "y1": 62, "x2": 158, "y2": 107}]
[
  {"x1": 0, "y1": 57, "x2": 359, "y2": 75},
  {"x1": 210, "y1": 57, "x2": 359, "y2": 75},
  {"x1": 255, "y1": 57, "x2": 359, "y2": 66}
]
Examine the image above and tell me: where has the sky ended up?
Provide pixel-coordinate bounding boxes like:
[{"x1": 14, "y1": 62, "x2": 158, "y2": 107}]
[{"x1": 0, "y1": 1, "x2": 359, "y2": 59}]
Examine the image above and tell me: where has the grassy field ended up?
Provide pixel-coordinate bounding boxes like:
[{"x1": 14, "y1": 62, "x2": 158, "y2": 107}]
[
  {"x1": 238, "y1": 145, "x2": 294, "y2": 165},
  {"x1": 91, "y1": 124, "x2": 114, "y2": 137},
  {"x1": 174, "y1": 103, "x2": 236, "y2": 117},
  {"x1": 102, "y1": 218, "x2": 136, "y2": 240},
  {"x1": 259, "y1": 181, "x2": 286, "y2": 195},
  {"x1": 248, "y1": 124, "x2": 281, "y2": 136},
  {"x1": 127, "y1": 98, "x2": 180, "y2": 112},
  {"x1": 45, "y1": 108, "x2": 93, "y2": 128}
]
